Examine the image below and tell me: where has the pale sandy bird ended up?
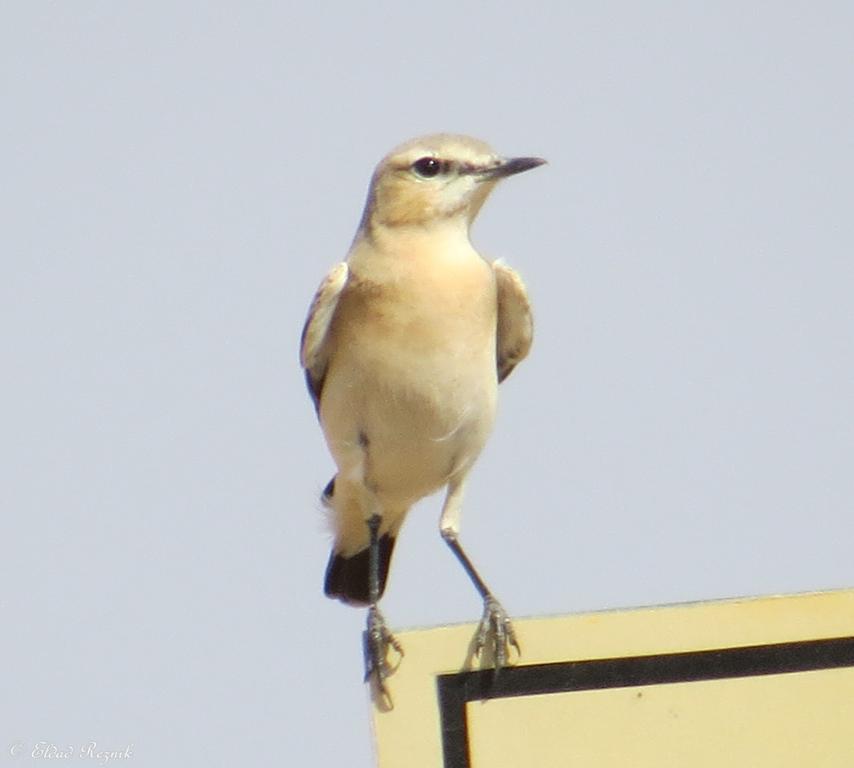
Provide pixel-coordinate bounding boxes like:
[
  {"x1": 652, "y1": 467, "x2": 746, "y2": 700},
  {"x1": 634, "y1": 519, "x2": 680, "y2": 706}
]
[{"x1": 300, "y1": 134, "x2": 544, "y2": 697}]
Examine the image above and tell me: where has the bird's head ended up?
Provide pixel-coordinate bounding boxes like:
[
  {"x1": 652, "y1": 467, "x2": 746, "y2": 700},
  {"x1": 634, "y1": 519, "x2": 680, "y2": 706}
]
[{"x1": 359, "y1": 134, "x2": 545, "y2": 232}]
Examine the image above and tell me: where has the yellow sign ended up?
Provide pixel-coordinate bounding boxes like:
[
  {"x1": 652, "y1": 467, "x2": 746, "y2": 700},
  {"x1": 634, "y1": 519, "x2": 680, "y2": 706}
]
[{"x1": 371, "y1": 589, "x2": 854, "y2": 767}]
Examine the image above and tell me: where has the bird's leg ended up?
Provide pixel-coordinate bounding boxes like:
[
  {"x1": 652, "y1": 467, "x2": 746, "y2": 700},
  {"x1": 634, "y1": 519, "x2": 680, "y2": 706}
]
[
  {"x1": 443, "y1": 533, "x2": 520, "y2": 668},
  {"x1": 363, "y1": 513, "x2": 402, "y2": 703},
  {"x1": 440, "y1": 479, "x2": 520, "y2": 671}
]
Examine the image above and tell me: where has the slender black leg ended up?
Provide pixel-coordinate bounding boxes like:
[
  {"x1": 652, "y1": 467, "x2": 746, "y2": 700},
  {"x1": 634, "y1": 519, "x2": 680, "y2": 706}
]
[
  {"x1": 443, "y1": 532, "x2": 520, "y2": 671},
  {"x1": 363, "y1": 514, "x2": 402, "y2": 706}
]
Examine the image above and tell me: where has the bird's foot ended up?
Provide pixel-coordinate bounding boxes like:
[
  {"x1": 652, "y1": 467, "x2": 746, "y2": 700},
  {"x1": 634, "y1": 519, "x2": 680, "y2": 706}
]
[
  {"x1": 364, "y1": 606, "x2": 404, "y2": 706},
  {"x1": 474, "y1": 596, "x2": 520, "y2": 670}
]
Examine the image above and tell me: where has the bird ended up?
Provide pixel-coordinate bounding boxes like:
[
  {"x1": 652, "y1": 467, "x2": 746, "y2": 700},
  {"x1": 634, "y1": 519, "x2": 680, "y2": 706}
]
[{"x1": 300, "y1": 133, "x2": 544, "y2": 700}]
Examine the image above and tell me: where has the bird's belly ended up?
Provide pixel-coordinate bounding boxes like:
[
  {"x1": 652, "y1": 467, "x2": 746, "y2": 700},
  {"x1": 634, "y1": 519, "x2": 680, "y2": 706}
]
[{"x1": 320, "y1": 348, "x2": 497, "y2": 505}]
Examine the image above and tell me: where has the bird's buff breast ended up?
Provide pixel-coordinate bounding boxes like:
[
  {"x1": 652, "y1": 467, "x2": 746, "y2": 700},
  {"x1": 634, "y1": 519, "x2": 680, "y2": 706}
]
[{"x1": 319, "y1": 269, "x2": 498, "y2": 504}]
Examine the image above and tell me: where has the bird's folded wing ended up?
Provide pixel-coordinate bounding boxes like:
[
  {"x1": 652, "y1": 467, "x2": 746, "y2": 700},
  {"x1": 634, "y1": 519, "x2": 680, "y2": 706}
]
[
  {"x1": 494, "y1": 261, "x2": 533, "y2": 383},
  {"x1": 300, "y1": 262, "x2": 349, "y2": 412}
]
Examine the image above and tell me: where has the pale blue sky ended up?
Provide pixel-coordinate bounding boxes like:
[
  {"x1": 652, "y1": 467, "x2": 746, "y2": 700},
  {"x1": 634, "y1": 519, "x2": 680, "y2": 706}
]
[{"x1": 3, "y1": 3, "x2": 853, "y2": 766}]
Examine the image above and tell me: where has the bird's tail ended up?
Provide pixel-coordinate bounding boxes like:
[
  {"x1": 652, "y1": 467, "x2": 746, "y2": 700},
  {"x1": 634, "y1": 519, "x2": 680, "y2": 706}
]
[
  {"x1": 321, "y1": 476, "x2": 397, "y2": 605},
  {"x1": 324, "y1": 535, "x2": 396, "y2": 606}
]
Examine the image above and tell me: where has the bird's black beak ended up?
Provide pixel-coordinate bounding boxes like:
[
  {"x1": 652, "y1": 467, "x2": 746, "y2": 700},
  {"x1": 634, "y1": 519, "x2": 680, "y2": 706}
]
[{"x1": 476, "y1": 156, "x2": 547, "y2": 181}]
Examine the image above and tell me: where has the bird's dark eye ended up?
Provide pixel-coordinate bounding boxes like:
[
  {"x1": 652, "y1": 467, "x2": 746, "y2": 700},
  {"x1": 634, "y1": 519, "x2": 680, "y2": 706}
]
[{"x1": 412, "y1": 157, "x2": 442, "y2": 178}]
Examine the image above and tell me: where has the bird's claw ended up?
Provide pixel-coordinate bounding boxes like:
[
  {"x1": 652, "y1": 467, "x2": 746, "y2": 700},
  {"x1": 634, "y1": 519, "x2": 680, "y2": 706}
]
[
  {"x1": 474, "y1": 596, "x2": 520, "y2": 670},
  {"x1": 364, "y1": 606, "x2": 403, "y2": 705}
]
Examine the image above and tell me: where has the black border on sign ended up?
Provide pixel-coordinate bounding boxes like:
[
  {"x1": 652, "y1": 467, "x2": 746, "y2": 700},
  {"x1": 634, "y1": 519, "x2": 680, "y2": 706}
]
[{"x1": 436, "y1": 635, "x2": 854, "y2": 768}]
